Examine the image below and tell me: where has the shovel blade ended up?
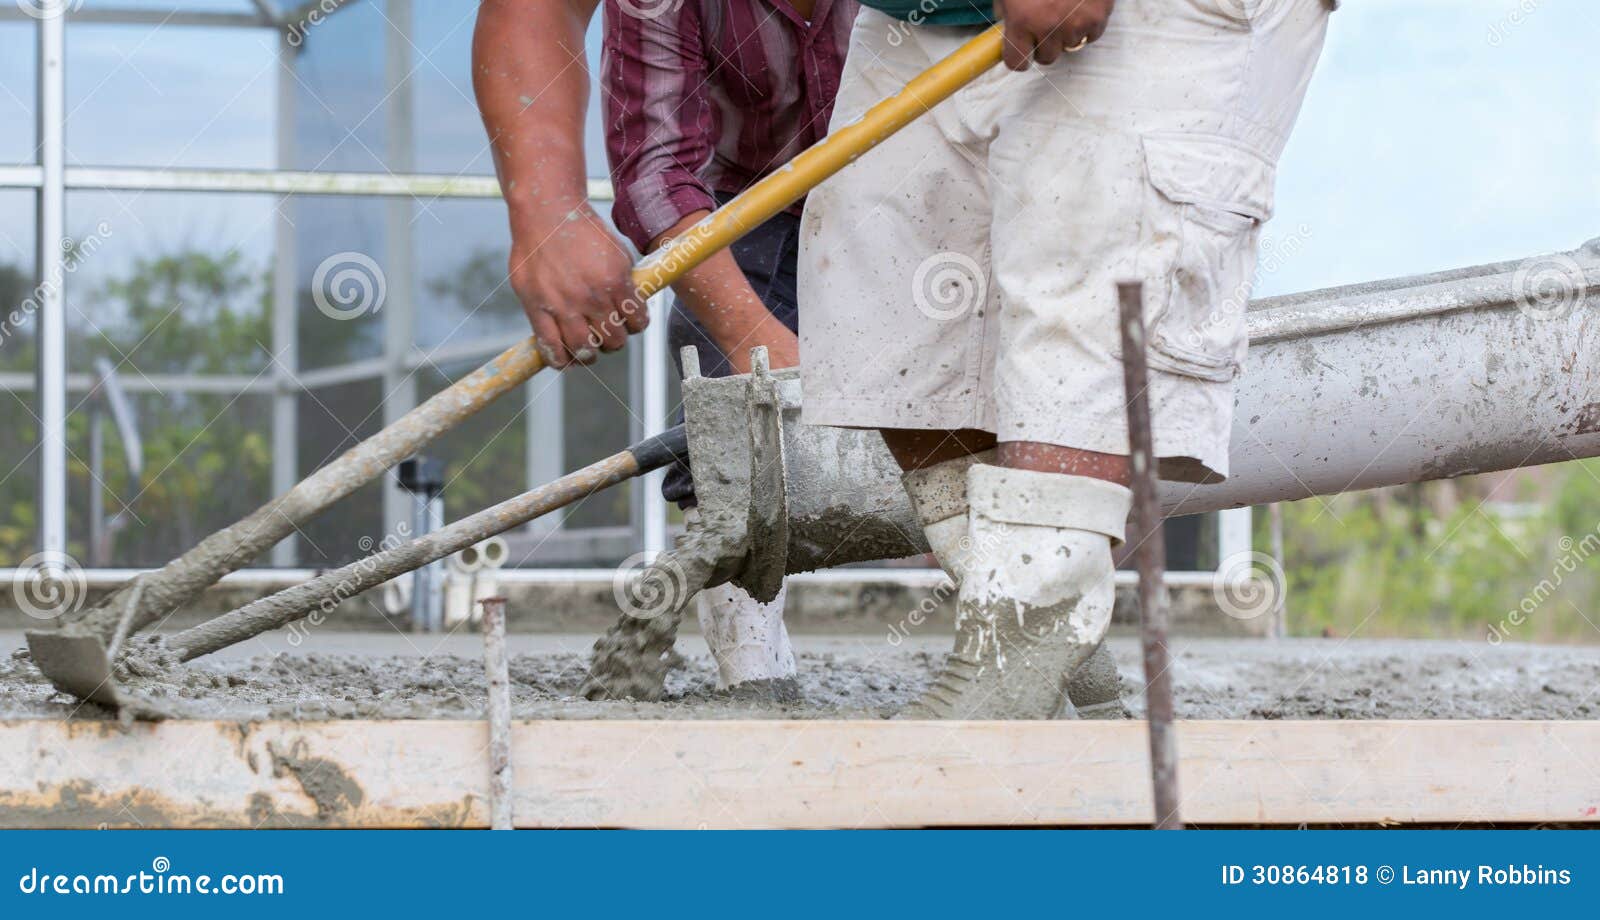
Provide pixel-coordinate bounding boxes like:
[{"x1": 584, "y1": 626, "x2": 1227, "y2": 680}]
[{"x1": 25, "y1": 630, "x2": 125, "y2": 708}]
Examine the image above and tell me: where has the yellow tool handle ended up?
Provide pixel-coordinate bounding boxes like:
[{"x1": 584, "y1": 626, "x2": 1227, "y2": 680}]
[{"x1": 629, "y1": 22, "x2": 1005, "y2": 299}]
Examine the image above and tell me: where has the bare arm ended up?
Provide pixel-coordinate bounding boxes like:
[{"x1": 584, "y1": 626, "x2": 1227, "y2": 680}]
[
  {"x1": 473, "y1": 0, "x2": 643, "y2": 368},
  {"x1": 651, "y1": 213, "x2": 800, "y2": 372}
]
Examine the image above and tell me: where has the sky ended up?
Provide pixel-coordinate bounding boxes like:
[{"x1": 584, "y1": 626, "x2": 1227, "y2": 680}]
[
  {"x1": 0, "y1": 0, "x2": 1596, "y2": 312},
  {"x1": 1260, "y1": 0, "x2": 1599, "y2": 295}
]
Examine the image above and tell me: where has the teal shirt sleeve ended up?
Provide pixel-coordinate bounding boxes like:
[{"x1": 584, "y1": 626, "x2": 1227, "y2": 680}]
[{"x1": 854, "y1": 0, "x2": 995, "y2": 26}]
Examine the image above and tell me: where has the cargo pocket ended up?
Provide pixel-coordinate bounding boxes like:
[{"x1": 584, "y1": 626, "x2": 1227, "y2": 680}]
[{"x1": 1138, "y1": 132, "x2": 1276, "y2": 382}]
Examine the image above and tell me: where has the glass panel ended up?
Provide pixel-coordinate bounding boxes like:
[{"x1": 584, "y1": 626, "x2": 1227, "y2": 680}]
[
  {"x1": 408, "y1": 3, "x2": 492, "y2": 176},
  {"x1": 66, "y1": 190, "x2": 274, "y2": 376},
  {"x1": 558, "y1": 351, "x2": 632, "y2": 533},
  {"x1": 291, "y1": 0, "x2": 386, "y2": 173},
  {"x1": 293, "y1": 2, "x2": 608, "y2": 177},
  {"x1": 68, "y1": 392, "x2": 272, "y2": 568},
  {"x1": 294, "y1": 378, "x2": 385, "y2": 568},
  {"x1": 1162, "y1": 514, "x2": 1216, "y2": 573},
  {"x1": 0, "y1": 190, "x2": 38, "y2": 374},
  {"x1": 410, "y1": 194, "x2": 632, "y2": 350},
  {"x1": 412, "y1": 359, "x2": 526, "y2": 529},
  {"x1": 0, "y1": 23, "x2": 36, "y2": 165},
  {"x1": 0, "y1": 391, "x2": 40, "y2": 566},
  {"x1": 396, "y1": 349, "x2": 632, "y2": 569},
  {"x1": 59, "y1": 191, "x2": 274, "y2": 567},
  {"x1": 66, "y1": 24, "x2": 276, "y2": 169},
  {"x1": 0, "y1": 188, "x2": 39, "y2": 564},
  {"x1": 293, "y1": 195, "x2": 386, "y2": 371},
  {"x1": 409, "y1": 189, "x2": 636, "y2": 563},
  {"x1": 413, "y1": 197, "x2": 522, "y2": 350}
]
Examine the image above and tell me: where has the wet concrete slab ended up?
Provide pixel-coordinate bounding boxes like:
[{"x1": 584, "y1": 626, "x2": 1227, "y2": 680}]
[{"x1": 3, "y1": 630, "x2": 1597, "y2": 722}]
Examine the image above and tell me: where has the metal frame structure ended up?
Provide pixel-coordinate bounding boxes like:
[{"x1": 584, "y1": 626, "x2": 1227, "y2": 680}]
[{"x1": 1, "y1": 0, "x2": 1243, "y2": 578}]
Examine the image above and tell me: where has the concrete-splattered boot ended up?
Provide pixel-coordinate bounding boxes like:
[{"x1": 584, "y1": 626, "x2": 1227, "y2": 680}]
[
  {"x1": 902, "y1": 455, "x2": 1127, "y2": 718},
  {"x1": 901, "y1": 464, "x2": 1131, "y2": 720},
  {"x1": 695, "y1": 581, "x2": 799, "y2": 702}
]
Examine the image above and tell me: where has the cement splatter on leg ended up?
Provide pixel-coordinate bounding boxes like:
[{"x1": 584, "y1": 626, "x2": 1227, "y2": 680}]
[{"x1": 1066, "y1": 642, "x2": 1126, "y2": 718}]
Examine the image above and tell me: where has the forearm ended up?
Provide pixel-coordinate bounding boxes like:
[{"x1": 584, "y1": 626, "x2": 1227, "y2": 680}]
[
  {"x1": 652, "y1": 211, "x2": 796, "y2": 371},
  {"x1": 474, "y1": 0, "x2": 597, "y2": 236},
  {"x1": 473, "y1": 0, "x2": 639, "y2": 367}
]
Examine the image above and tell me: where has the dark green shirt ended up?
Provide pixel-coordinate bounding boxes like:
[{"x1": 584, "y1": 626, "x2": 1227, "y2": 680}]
[
  {"x1": 857, "y1": 0, "x2": 994, "y2": 26},
  {"x1": 864, "y1": 0, "x2": 1338, "y2": 27}
]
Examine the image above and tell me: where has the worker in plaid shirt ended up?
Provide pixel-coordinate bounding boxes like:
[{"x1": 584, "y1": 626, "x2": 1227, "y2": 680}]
[
  {"x1": 603, "y1": 0, "x2": 860, "y2": 698},
  {"x1": 475, "y1": 0, "x2": 856, "y2": 697}
]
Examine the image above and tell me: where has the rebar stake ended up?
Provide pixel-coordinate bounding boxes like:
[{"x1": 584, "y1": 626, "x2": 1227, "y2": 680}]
[
  {"x1": 479, "y1": 596, "x2": 514, "y2": 831},
  {"x1": 1116, "y1": 281, "x2": 1183, "y2": 830}
]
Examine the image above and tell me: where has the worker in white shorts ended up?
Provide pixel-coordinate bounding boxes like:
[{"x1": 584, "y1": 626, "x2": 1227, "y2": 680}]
[{"x1": 799, "y1": 0, "x2": 1333, "y2": 717}]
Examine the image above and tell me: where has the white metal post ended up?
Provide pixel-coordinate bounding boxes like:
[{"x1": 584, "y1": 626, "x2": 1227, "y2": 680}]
[
  {"x1": 381, "y1": 0, "x2": 418, "y2": 544},
  {"x1": 35, "y1": 4, "x2": 67, "y2": 561},
  {"x1": 627, "y1": 292, "x2": 671, "y2": 557},
  {"x1": 1217, "y1": 507, "x2": 1253, "y2": 569},
  {"x1": 523, "y1": 373, "x2": 565, "y2": 534},
  {"x1": 269, "y1": 30, "x2": 300, "y2": 566},
  {"x1": 640, "y1": 291, "x2": 670, "y2": 555}
]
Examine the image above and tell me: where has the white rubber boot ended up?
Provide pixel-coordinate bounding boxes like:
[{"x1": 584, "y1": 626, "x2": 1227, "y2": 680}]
[
  {"x1": 902, "y1": 454, "x2": 1125, "y2": 717},
  {"x1": 902, "y1": 464, "x2": 1131, "y2": 720},
  {"x1": 695, "y1": 581, "x2": 799, "y2": 701}
]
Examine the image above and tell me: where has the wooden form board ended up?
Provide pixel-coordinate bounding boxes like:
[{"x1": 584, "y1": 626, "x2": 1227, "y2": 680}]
[{"x1": 1, "y1": 720, "x2": 1595, "y2": 828}]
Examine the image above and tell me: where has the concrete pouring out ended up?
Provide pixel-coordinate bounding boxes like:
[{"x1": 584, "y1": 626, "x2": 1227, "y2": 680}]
[{"x1": 4, "y1": 632, "x2": 1597, "y2": 723}]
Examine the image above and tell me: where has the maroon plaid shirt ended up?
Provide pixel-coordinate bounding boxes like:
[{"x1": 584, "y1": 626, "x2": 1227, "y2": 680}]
[{"x1": 602, "y1": 0, "x2": 857, "y2": 252}]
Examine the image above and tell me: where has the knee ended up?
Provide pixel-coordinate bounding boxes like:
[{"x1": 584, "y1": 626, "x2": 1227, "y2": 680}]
[{"x1": 880, "y1": 428, "x2": 998, "y2": 471}]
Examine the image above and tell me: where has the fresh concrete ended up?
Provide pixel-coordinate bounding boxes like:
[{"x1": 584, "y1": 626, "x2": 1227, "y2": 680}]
[{"x1": 4, "y1": 630, "x2": 1596, "y2": 722}]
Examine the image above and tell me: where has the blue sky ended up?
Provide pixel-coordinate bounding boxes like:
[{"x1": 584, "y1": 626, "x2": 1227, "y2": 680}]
[
  {"x1": 1262, "y1": 0, "x2": 1599, "y2": 294},
  {"x1": 0, "y1": 0, "x2": 1596, "y2": 306}
]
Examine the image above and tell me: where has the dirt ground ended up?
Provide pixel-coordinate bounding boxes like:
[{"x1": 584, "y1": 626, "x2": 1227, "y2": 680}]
[{"x1": 2, "y1": 629, "x2": 1597, "y2": 721}]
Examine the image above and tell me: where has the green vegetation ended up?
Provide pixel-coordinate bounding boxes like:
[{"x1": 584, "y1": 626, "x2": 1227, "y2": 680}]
[
  {"x1": 1272, "y1": 463, "x2": 1600, "y2": 644},
  {"x1": 0, "y1": 244, "x2": 635, "y2": 569},
  {"x1": 38, "y1": 250, "x2": 274, "y2": 568}
]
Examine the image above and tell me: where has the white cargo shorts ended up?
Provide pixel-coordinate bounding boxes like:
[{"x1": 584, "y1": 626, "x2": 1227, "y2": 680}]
[{"x1": 798, "y1": 0, "x2": 1330, "y2": 482}]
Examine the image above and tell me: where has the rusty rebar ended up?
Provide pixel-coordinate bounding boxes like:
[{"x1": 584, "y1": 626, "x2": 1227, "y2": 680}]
[
  {"x1": 479, "y1": 596, "x2": 513, "y2": 831},
  {"x1": 1116, "y1": 281, "x2": 1183, "y2": 830}
]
